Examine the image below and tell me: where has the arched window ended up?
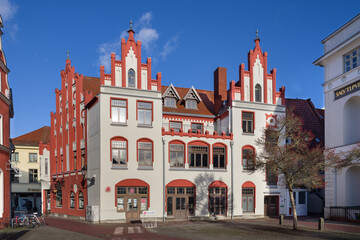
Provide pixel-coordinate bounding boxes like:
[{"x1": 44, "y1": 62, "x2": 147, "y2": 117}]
[
  {"x1": 128, "y1": 69, "x2": 135, "y2": 87},
  {"x1": 209, "y1": 181, "x2": 227, "y2": 216},
  {"x1": 70, "y1": 191, "x2": 75, "y2": 209},
  {"x1": 169, "y1": 140, "x2": 185, "y2": 168},
  {"x1": 111, "y1": 137, "x2": 128, "y2": 167},
  {"x1": 255, "y1": 84, "x2": 261, "y2": 102},
  {"x1": 344, "y1": 96, "x2": 360, "y2": 145},
  {"x1": 137, "y1": 138, "x2": 153, "y2": 167},
  {"x1": 212, "y1": 143, "x2": 226, "y2": 169},
  {"x1": 242, "y1": 181, "x2": 255, "y2": 213},
  {"x1": 78, "y1": 191, "x2": 84, "y2": 209},
  {"x1": 242, "y1": 145, "x2": 255, "y2": 170},
  {"x1": 188, "y1": 141, "x2": 209, "y2": 168}
]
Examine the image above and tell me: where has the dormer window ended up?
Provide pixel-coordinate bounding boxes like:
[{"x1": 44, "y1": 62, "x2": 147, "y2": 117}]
[
  {"x1": 128, "y1": 69, "x2": 135, "y2": 87},
  {"x1": 186, "y1": 100, "x2": 197, "y2": 109},
  {"x1": 164, "y1": 97, "x2": 177, "y2": 108},
  {"x1": 255, "y1": 84, "x2": 261, "y2": 102}
]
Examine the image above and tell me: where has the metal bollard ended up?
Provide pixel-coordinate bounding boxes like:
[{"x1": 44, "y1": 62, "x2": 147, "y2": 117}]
[
  {"x1": 318, "y1": 217, "x2": 324, "y2": 231},
  {"x1": 279, "y1": 214, "x2": 284, "y2": 225}
]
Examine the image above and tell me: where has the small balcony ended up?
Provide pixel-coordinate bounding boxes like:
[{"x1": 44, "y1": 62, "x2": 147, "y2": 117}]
[{"x1": 162, "y1": 123, "x2": 232, "y2": 140}]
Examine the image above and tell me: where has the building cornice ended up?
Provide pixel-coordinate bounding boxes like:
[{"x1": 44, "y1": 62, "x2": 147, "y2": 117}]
[
  {"x1": 100, "y1": 86, "x2": 161, "y2": 100},
  {"x1": 0, "y1": 58, "x2": 10, "y2": 74},
  {"x1": 0, "y1": 91, "x2": 11, "y2": 105},
  {"x1": 0, "y1": 144, "x2": 10, "y2": 153},
  {"x1": 232, "y1": 100, "x2": 286, "y2": 112}
]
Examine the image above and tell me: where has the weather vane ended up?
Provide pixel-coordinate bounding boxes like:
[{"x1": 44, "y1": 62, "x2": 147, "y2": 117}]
[
  {"x1": 130, "y1": 20, "x2": 133, "y2": 30},
  {"x1": 67, "y1": 50, "x2": 69, "y2": 60}
]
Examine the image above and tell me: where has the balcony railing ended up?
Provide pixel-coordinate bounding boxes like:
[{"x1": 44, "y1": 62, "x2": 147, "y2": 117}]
[{"x1": 162, "y1": 123, "x2": 232, "y2": 140}]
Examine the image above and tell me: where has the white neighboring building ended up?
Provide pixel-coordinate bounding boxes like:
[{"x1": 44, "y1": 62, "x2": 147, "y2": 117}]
[{"x1": 314, "y1": 13, "x2": 360, "y2": 220}]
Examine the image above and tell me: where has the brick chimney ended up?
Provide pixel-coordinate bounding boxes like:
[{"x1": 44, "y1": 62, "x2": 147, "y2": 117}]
[{"x1": 214, "y1": 67, "x2": 227, "y2": 115}]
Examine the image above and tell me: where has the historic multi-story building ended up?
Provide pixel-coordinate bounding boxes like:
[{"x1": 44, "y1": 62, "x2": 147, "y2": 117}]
[
  {"x1": 11, "y1": 127, "x2": 50, "y2": 215},
  {"x1": 0, "y1": 15, "x2": 14, "y2": 226},
  {"x1": 314, "y1": 14, "x2": 360, "y2": 219},
  {"x1": 50, "y1": 25, "x2": 293, "y2": 222}
]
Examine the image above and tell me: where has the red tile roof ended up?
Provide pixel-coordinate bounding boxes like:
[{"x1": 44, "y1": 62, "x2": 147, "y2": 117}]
[
  {"x1": 285, "y1": 98, "x2": 324, "y2": 145},
  {"x1": 161, "y1": 86, "x2": 215, "y2": 116},
  {"x1": 13, "y1": 126, "x2": 51, "y2": 146},
  {"x1": 83, "y1": 76, "x2": 100, "y2": 96}
]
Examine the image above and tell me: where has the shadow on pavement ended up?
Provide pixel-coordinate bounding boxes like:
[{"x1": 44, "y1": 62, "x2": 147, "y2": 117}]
[{"x1": 0, "y1": 230, "x2": 30, "y2": 240}]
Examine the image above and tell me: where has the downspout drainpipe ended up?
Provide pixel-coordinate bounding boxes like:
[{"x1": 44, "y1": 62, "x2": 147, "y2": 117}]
[
  {"x1": 162, "y1": 137, "x2": 166, "y2": 222},
  {"x1": 230, "y1": 140, "x2": 234, "y2": 219}
]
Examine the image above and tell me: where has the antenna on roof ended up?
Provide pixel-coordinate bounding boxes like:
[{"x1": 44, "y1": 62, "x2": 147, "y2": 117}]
[{"x1": 67, "y1": 50, "x2": 70, "y2": 60}]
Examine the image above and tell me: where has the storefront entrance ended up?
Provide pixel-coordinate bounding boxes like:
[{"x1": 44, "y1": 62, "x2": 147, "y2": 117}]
[
  {"x1": 116, "y1": 186, "x2": 148, "y2": 222},
  {"x1": 264, "y1": 196, "x2": 279, "y2": 216},
  {"x1": 167, "y1": 187, "x2": 195, "y2": 220},
  {"x1": 44, "y1": 190, "x2": 51, "y2": 214}
]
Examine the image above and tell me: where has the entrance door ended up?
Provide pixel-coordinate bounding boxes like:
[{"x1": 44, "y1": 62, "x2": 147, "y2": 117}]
[
  {"x1": 126, "y1": 197, "x2": 140, "y2": 221},
  {"x1": 242, "y1": 188, "x2": 254, "y2": 213},
  {"x1": 264, "y1": 196, "x2": 279, "y2": 216},
  {"x1": 175, "y1": 197, "x2": 186, "y2": 219},
  {"x1": 45, "y1": 190, "x2": 51, "y2": 214}
]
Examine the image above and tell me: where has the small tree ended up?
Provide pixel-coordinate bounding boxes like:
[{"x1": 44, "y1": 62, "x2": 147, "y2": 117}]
[{"x1": 254, "y1": 109, "x2": 325, "y2": 230}]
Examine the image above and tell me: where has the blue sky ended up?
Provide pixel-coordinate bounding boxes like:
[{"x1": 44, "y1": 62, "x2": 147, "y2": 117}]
[{"x1": 1, "y1": 0, "x2": 359, "y2": 138}]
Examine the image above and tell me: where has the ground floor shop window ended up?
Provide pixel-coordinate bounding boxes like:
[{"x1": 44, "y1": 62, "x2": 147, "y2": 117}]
[
  {"x1": 209, "y1": 187, "x2": 227, "y2": 216},
  {"x1": 55, "y1": 182, "x2": 62, "y2": 207},
  {"x1": 167, "y1": 187, "x2": 195, "y2": 218},
  {"x1": 116, "y1": 186, "x2": 148, "y2": 213}
]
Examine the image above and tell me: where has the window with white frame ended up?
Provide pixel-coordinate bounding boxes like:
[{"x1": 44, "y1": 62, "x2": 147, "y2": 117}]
[
  {"x1": 344, "y1": 47, "x2": 360, "y2": 72},
  {"x1": 12, "y1": 152, "x2": 19, "y2": 162},
  {"x1": 169, "y1": 121, "x2": 182, "y2": 132},
  {"x1": 29, "y1": 153, "x2": 38, "y2": 162},
  {"x1": 164, "y1": 97, "x2": 177, "y2": 108},
  {"x1": 70, "y1": 191, "x2": 75, "y2": 209},
  {"x1": 137, "y1": 102, "x2": 152, "y2": 125},
  {"x1": 29, "y1": 169, "x2": 38, "y2": 183},
  {"x1": 111, "y1": 99, "x2": 127, "y2": 123},
  {"x1": 138, "y1": 141, "x2": 152, "y2": 167},
  {"x1": 169, "y1": 144, "x2": 185, "y2": 167},
  {"x1": 186, "y1": 99, "x2": 197, "y2": 109},
  {"x1": 112, "y1": 139, "x2": 127, "y2": 166},
  {"x1": 191, "y1": 123, "x2": 203, "y2": 133},
  {"x1": 78, "y1": 191, "x2": 84, "y2": 209}
]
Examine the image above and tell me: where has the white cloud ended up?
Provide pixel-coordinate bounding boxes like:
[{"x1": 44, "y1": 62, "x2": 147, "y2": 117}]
[
  {"x1": 136, "y1": 28, "x2": 159, "y2": 50},
  {"x1": 97, "y1": 12, "x2": 178, "y2": 70},
  {"x1": 0, "y1": 0, "x2": 17, "y2": 22},
  {"x1": 160, "y1": 36, "x2": 179, "y2": 60}
]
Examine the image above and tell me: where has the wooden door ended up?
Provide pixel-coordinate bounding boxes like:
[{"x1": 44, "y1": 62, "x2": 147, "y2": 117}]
[
  {"x1": 264, "y1": 196, "x2": 279, "y2": 216},
  {"x1": 126, "y1": 197, "x2": 140, "y2": 222},
  {"x1": 174, "y1": 197, "x2": 186, "y2": 219}
]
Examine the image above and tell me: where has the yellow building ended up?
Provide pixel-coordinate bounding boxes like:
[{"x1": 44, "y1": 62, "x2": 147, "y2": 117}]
[{"x1": 11, "y1": 127, "x2": 50, "y2": 214}]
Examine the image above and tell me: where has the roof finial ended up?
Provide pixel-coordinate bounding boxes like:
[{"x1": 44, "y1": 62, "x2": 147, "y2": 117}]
[
  {"x1": 66, "y1": 50, "x2": 69, "y2": 60},
  {"x1": 255, "y1": 29, "x2": 259, "y2": 40},
  {"x1": 129, "y1": 20, "x2": 133, "y2": 31}
]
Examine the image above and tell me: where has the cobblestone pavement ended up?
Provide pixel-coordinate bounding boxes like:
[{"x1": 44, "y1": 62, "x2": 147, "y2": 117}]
[{"x1": 2, "y1": 216, "x2": 360, "y2": 240}]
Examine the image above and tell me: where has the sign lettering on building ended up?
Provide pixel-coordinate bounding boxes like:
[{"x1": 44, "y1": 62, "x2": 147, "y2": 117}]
[{"x1": 334, "y1": 79, "x2": 360, "y2": 100}]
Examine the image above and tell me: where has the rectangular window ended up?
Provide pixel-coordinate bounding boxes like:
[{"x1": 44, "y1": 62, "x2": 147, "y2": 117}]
[
  {"x1": 29, "y1": 169, "x2": 38, "y2": 183},
  {"x1": 45, "y1": 158, "x2": 49, "y2": 176},
  {"x1": 242, "y1": 148, "x2": 254, "y2": 170},
  {"x1": 12, "y1": 152, "x2": 19, "y2": 162},
  {"x1": 137, "y1": 101, "x2": 152, "y2": 125},
  {"x1": 189, "y1": 145, "x2": 208, "y2": 168},
  {"x1": 191, "y1": 123, "x2": 203, "y2": 133},
  {"x1": 29, "y1": 153, "x2": 38, "y2": 162},
  {"x1": 112, "y1": 140, "x2": 127, "y2": 166},
  {"x1": 73, "y1": 152, "x2": 77, "y2": 171},
  {"x1": 167, "y1": 197, "x2": 173, "y2": 215},
  {"x1": 299, "y1": 192, "x2": 306, "y2": 204},
  {"x1": 165, "y1": 98, "x2": 176, "y2": 108},
  {"x1": 0, "y1": 115, "x2": 2, "y2": 145},
  {"x1": 169, "y1": 121, "x2": 182, "y2": 132},
  {"x1": 213, "y1": 147, "x2": 226, "y2": 169},
  {"x1": 186, "y1": 99, "x2": 197, "y2": 109},
  {"x1": 138, "y1": 142, "x2": 152, "y2": 167},
  {"x1": 81, "y1": 149, "x2": 85, "y2": 170},
  {"x1": 111, "y1": 99, "x2": 127, "y2": 123},
  {"x1": 242, "y1": 112, "x2": 254, "y2": 133},
  {"x1": 170, "y1": 144, "x2": 184, "y2": 167},
  {"x1": 344, "y1": 48, "x2": 360, "y2": 72},
  {"x1": 167, "y1": 187, "x2": 175, "y2": 194},
  {"x1": 266, "y1": 162, "x2": 277, "y2": 185}
]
